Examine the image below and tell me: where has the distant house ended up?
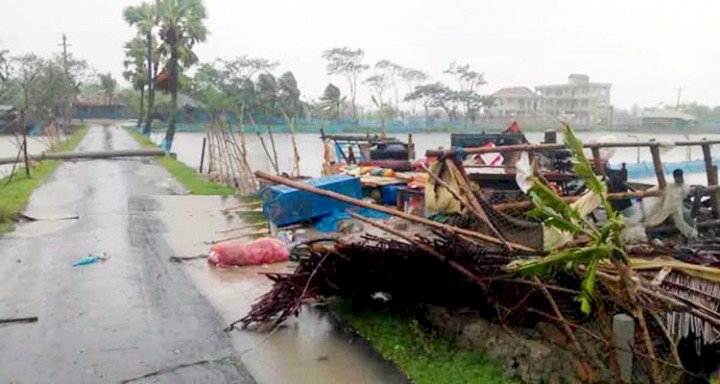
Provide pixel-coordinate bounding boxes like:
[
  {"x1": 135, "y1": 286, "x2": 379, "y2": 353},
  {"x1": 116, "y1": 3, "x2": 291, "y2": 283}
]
[
  {"x1": 491, "y1": 87, "x2": 538, "y2": 117},
  {"x1": 535, "y1": 74, "x2": 612, "y2": 125},
  {"x1": 0, "y1": 105, "x2": 18, "y2": 133},
  {"x1": 641, "y1": 110, "x2": 696, "y2": 129},
  {"x1": 73, "y1": 96, "x2": 127, "y2": 120}
]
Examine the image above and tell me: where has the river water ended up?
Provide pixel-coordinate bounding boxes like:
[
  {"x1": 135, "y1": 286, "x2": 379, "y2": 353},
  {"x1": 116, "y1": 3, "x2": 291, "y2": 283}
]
[
  {"x1": 4, "y1": 130, "x2": 720, "y2": 185},
  {"x1": 151, "y1": 131, "x2": 720, "y2": 185},
  {"x1": 0, "y1": 135, "x2": 52, "y2": 177}
]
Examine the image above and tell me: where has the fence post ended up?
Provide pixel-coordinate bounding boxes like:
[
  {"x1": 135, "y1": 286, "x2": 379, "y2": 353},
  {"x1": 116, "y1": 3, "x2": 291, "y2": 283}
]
[
  {"x1": 701, "y1": 141, "x2": 719, "y2": 218},
  {"x1": 591, "y1": 145, "x2": 606, "y2": 176},
  {"x1": 649, "y1": 143, "x2": 666, "y2": 189},
  {"x1": 613, "y1": 313, "x2": 635, "y2": 383},
  {"x1": 199, "y1": 137, "x2": 207, "y2": 174}
]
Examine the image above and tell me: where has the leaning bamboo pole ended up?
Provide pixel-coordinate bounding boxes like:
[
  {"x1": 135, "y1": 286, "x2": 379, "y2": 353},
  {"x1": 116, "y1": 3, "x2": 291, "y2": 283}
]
[
  {"x1": 0, "y1": 148, "x2": 165, "y2": 164},
  {"x1": 493, "y1": 185, "x2": 720, "y2": 212},
  {"x1": 426, "y1": 139, "x2": 720, "y2": 157},
  {"x1": 254, "y1": 171, "x2": 535, "y2": 252}
]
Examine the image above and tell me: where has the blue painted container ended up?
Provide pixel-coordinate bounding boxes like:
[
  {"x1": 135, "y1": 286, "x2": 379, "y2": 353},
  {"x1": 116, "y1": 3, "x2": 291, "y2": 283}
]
[
  {"x1": 380, "y1": 185, "x2": 403, "y2": 205},
  {"x1": 260, "y1": 175, "x2": 362, "y2": 227}
]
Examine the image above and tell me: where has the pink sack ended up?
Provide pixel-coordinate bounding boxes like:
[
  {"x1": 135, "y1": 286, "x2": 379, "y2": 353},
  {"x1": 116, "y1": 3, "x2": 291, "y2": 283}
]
[{"x1": 209, "y1": 237, "x2": 290, "y2": 268}]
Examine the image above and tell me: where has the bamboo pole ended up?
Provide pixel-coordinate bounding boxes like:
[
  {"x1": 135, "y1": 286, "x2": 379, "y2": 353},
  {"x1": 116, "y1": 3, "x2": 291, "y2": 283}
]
[
  {"x1": 649, "y1": 144, "x2": 666, "y2": 190},
  {"x1": 493, "y1": 185, "x2": 720, "y2": 212},
  {"x1": 425, "y1": 139, "x2": 720, "y2": 157},
  {"x1": 448, "y1": 159, "x2": 509, "y2": 247},
  {"x1": 254, "y1": 171, "x2": 535, "y2": 252},
  {"x1": 591, "y1": 146, "x2": 606, "y2": 176},
  {"x1": 0, "y1": 148, "x2": 166, "y2": 165},
  {"x1": 199, "y1": 136, "x2": 207, "y2": 173},
  {"x1": 349, "y1": 212, "x2": 487, "y2": 289},
  {"x1": 701, "y1": 142, "x2": 720, "y2": 218}
]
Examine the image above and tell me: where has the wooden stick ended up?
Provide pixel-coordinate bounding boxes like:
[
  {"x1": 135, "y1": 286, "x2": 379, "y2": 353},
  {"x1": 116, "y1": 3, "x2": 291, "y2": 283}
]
[
  {"x1": 426, "y1": 139, "x2": 720, "y2": 157},
  {"x1": 493, "y1": 185, "x2": 720, "y2": 212},
  {"x1": 701, "y1": 142, "x2": 720, "y2": 218},
  {"x1": 649, "y1": 144, "x2": 666, "y2": 190},
  {"x1": 533, "y1": 276, "x2": 589, "y2": 362},
  {"x1": 254, "y1": 171, "x2": 534, "y2": 251},
  {"x1": 349, "y1": 212, "x2": 487, "y2": 291},
  {"x1": 591, "y1": 146, "x2": 606, "y2": 176},
  {"x1": 448, "y1": 159, "x2": 509, "y2": 247}
]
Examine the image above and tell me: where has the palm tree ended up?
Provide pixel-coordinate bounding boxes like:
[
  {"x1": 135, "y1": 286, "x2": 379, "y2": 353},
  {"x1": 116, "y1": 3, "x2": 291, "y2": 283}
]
[
  {"x1": 123, "y1": 37, "x2": 148, "y2": 128},
  {"x1": 319, "y1": 83, "x2": 344, "y2": 120},
  {"x1": 98, "y1": 73, "x2": 118, "y2": 104},
  {"x1": 123, "y1": 2, "x2": 158, "y2": 136},
  {"x1": 156, "y1": 0, "x2": 207, "y2": 151}
]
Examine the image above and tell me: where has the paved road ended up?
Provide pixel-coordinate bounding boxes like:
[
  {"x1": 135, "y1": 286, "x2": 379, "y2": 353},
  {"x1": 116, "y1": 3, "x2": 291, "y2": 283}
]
[{"x1": 0, "y1": 125, "x2": 254, "y2": 383}]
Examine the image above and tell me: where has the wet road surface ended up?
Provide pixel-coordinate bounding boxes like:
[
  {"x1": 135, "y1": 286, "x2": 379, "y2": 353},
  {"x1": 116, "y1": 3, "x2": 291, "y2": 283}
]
[
  {"x1": 0, "y1": 125, "x2": 254, "y2": 383},
  {"x1": 148, "y1": 195, "x2": 407, "y2": 384},
  {"x1": 0, "y1": 124, "x2": 407, "y2": 384}
]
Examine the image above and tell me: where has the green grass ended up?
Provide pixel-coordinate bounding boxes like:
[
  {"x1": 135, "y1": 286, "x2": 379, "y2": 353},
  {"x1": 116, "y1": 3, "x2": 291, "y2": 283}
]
[
  {"x1": 0, "y1": 125, "x2": 90, "y2": 234},
  {"x1": 124, "y1": 128, "x2": 237, "y2": 196},
  {"x1": 337, "y1": 302, "x2": 513, "y2": 384}
]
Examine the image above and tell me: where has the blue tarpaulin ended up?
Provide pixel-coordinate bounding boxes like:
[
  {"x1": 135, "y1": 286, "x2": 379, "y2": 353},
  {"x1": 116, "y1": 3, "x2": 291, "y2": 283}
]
[{"x1": 314, "y1": 208, "x2": 390, "y2": 232}]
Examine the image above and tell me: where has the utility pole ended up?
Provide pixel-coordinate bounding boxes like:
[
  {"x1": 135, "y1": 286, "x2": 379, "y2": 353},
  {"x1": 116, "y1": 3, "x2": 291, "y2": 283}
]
[
  {"x1": 58, "y1": 34, "x2": 72, "y2": 123},
  {"x1": 58, "y1": 33, "x2": 72, "y2": 73},
  {"x1": 676, "y1": 87, "x2": 683, "y2": 109}
]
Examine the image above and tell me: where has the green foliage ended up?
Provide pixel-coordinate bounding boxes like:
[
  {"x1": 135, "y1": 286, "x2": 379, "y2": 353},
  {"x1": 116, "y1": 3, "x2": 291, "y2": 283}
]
[
  {"x1": 319, "y1": 83, "x2": 344, "y2": 119},
  {"x1": 322, "y1": 47, "x2": 369, "y2": 118},
  {"x1": 97, "y1": 73, "x2": 117, "y2": 99},
  {"x1": 0, "y1": 125, "x2": 89, "y2": 234},
  {"x1": 124, "y1": 127, "x2": 235, "y2": 195},
  {"x1": 510, "y1": 123, "x2": 627, "y2": 314},
  {"x1": 337, "y1": 302, "x2": 513, "y2": 384}
]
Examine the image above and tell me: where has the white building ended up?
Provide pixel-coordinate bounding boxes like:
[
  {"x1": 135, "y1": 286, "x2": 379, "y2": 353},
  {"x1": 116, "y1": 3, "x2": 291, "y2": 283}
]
[
  {"x1": 535, "y1": 74, "x2": 612, "y2": 125},
  {"x1": 490, "y1": 87, "x2": 538, "y2": 117}
]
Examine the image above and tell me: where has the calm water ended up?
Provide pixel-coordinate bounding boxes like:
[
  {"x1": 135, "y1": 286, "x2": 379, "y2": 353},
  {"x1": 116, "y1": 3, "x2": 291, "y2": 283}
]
[
  {"x1": 151, "y1": 131, "x2": 720, "y2": 185},
  {"x1": 0, "y1": 135, "x2": 51, "y2": 177},
  {"x1": 4, "y1": 130, "x2": 720, "y2": 185}
]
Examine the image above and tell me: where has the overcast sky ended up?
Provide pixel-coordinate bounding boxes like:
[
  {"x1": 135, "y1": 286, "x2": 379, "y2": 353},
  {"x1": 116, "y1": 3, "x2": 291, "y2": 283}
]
[{"x1": 1, "y1": 0, "x2": 718, "y2": 109}]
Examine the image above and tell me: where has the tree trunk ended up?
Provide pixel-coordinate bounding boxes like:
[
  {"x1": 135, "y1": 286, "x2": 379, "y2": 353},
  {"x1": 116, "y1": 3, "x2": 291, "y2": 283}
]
[
  {"x1": 164, "y1": 45, "x2": 178, "y2": 151},
  {"x1": 143, "y1": 31, "x2": 154, "y2": 136},
  {"x1": 137, "y1": 86, "x2": 145, "y2": 129}
]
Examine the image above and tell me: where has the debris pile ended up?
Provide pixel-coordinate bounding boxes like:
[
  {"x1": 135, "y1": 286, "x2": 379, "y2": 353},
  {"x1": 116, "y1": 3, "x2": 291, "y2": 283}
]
[{"x1": 235, "y1": 124, "x2": 720, "y2": 382}]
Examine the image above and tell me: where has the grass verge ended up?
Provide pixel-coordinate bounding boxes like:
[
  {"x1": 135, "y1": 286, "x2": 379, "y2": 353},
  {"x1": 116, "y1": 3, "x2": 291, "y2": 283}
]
[
  {"x1": 124, "y1": 127, "x2": 237, "y2": 196},
  {"x1": 0, "y1": 125, "x2": 90, "y2": 234},
  {"x1": 337, "y1": 301, "x2": 513, "y2": 384}
]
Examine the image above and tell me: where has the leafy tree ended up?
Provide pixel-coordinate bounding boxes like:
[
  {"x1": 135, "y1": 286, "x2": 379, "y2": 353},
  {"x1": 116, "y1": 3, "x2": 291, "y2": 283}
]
[
  {"x1": 364, "y1": 73, "x2": 392, "y2": 136},
  {"x1": 123, "y1": 1, "x2": 159, "y2": 135},
  {"x1": 322, "y1": 47, "x2": 368, "y2": 119},
  {"x1": 375, "y1": 60, "x2": 404, "y2": 111},
  {"x1": 0, "y1": 49, "x2": 9, "y2": 82},
  {"x1": 278, "y1": 71, "x2": 302, "y2": 119},
  {"x1": 444, "y1": 62, "x2": 487, "y2": 125},
  {"x1": 256, "y1": 72, "x2": 278, "y2": 125},
  {"x1": 98, "y1": 73, "x2": 117, "y2": 102},
  {"x1": 123, "y1": 36, "x2": 149, "y2": 128},
  {"x1": 156, "y1": 0, "x2": 207, "y2": 151},
  {"x1": 399, "y1": 67, "x2": 428, "y2": 115},
  {"x1": 319, "y1": 83, "x2": 344, "y2": 120},
  {"x1": 216, "y1": 55, "x2": 277, "y2": 124},
  {"x1": 404, "y1": 82, "x2": 453, "y2": 120}
]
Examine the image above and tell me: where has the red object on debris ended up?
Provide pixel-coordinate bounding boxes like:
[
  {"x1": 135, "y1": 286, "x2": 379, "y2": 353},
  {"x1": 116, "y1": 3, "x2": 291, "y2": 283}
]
[{"x1": 209, "y1": 238, "x2": 290, "y2": 268}]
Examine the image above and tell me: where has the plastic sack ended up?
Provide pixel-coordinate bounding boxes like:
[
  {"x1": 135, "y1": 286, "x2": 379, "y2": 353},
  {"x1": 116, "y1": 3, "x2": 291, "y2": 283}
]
[
  {"x1": 425, "y1": 161, "x2": 462, "y2": 214},
  {"x1": 209, "y1": 237, "x2": 290, "y2": 268}
]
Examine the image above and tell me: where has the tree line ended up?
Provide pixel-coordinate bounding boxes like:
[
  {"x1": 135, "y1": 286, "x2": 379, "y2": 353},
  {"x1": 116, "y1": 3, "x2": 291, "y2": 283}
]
[{"x1": 119, "y1": 0, "x2": 497, "y2": 146}]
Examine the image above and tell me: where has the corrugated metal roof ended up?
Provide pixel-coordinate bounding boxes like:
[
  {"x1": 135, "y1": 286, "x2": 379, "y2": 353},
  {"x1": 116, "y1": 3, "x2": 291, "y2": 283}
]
[{"x1": 642, "y1": 109, "x2": 696, "y2": 121}]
